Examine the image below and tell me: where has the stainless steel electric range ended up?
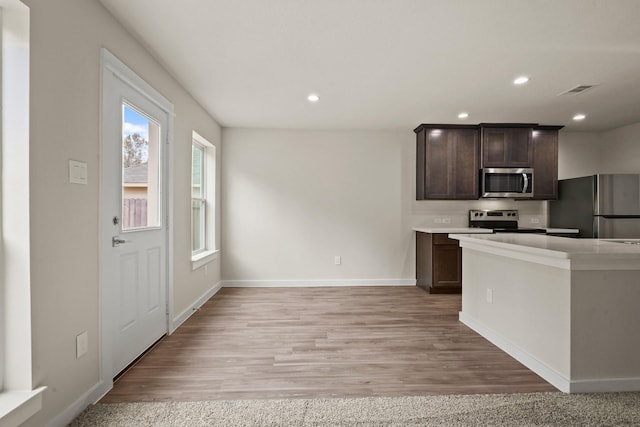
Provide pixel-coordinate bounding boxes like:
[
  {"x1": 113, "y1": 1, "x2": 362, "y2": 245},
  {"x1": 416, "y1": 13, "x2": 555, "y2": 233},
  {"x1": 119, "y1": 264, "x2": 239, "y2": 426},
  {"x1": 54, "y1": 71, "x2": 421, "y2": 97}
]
[{"x1": 469, "y1": 209, "x2": 546, "y2": 233}]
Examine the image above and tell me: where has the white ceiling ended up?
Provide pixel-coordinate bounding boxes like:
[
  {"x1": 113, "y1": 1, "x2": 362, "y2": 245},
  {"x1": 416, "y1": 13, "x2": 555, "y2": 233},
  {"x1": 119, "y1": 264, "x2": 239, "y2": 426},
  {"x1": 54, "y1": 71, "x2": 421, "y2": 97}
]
[{"x1": 99, "y1": 0, "x2": 640, "y2": 132}]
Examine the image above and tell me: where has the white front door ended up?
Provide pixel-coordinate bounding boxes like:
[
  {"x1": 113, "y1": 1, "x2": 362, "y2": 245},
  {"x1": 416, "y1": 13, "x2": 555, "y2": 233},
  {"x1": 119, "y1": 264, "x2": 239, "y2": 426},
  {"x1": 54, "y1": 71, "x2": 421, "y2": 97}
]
[{"x1": 100, "y1": 50, "x2": 172, "y2": 378}]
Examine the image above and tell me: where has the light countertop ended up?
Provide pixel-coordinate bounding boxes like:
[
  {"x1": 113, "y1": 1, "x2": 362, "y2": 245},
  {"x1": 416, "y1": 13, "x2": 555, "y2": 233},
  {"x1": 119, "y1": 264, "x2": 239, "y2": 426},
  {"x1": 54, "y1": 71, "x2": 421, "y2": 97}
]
[
  {"x1": 449, "y1": 233, "x2": 640, "y2": 270},
  {"x1": 413, "y1": 227, "x2": 493, "y2": 234},
  {"x1": 544, "y1": 228, "x2": 579, "y2": 234},
  {"x1": 414, "y1": 227, "x2": 579, "y2": 234}
]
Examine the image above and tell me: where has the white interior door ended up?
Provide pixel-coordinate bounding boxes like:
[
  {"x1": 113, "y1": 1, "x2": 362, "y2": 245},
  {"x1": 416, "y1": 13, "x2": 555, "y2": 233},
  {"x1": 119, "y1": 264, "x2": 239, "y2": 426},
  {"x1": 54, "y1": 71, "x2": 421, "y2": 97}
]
[{"x1": 101, "y1": 50, "x2": 172, "y2": 378}]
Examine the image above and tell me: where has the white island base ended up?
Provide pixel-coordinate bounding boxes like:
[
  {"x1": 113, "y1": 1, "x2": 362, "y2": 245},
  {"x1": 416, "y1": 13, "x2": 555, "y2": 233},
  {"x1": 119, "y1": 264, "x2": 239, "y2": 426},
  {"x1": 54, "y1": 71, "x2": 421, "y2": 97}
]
[{"x1": 450, "y1": 233, "x2": 640, "y2": 393}]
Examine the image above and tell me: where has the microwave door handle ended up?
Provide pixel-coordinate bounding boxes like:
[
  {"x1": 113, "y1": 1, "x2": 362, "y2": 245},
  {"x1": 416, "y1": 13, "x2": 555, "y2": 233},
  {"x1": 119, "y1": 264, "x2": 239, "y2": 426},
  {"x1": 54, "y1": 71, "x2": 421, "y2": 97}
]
[{"x1": 522, "y1": 173, "x2": 529, "y2": 193}]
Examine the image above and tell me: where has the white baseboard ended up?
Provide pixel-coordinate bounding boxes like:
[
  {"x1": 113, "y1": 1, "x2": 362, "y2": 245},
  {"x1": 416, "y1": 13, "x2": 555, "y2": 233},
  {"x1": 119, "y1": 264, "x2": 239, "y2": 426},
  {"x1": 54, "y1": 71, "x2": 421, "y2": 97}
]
[
  {"x1": 222, "y1": 279, "x2": 416, "y2": 288},
  {"x1": 170, "y1": 280, "x2": 223, "y2": 333},
  {"x1": 45, "y1": 382, "x2": 103, "y2": 427},
  {"x1": 459, "y1": 311, "x2": 640, "y2": 393},
  {"x1": 459, "y1": 311, "x2": 571, "y2": 393},
  {"x1": 569, "y1": 377, "x2": 640, "y2": 393}
]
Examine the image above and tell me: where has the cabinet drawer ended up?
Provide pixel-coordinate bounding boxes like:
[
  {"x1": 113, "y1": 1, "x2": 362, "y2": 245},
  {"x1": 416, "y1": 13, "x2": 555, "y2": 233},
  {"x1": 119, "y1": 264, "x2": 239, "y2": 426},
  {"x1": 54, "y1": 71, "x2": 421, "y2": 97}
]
[{"x1": 433, "y1": 234, "x2": 458, "y2": 245}]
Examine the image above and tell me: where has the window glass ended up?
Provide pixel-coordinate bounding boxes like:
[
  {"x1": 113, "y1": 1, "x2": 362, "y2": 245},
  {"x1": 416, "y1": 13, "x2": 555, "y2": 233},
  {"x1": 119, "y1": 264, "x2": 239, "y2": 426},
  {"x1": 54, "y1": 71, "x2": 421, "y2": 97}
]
[
  {"x1": 192, "y1": 144, "x2": 204, "y2": 198},
  {"x1": 122, "y1": 104, "x2": 161, "y2": 230},
  {"x1": 192, "y1": 143, "x2": 206, "y2": 254}
]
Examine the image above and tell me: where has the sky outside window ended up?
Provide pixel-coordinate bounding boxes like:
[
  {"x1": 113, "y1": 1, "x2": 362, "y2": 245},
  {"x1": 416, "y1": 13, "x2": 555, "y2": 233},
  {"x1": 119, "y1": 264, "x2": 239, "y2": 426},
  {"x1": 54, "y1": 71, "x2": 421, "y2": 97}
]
[{"x1": 123, "y1": 104, "x2": 150, "y2": 165}]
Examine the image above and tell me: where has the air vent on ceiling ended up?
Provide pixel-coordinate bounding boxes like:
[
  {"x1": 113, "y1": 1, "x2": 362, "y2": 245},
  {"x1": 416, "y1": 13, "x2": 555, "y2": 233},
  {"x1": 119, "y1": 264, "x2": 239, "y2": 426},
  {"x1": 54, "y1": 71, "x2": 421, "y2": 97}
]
[{"x1": 559, "y1": 85, "x2": 596, "y2": 96}]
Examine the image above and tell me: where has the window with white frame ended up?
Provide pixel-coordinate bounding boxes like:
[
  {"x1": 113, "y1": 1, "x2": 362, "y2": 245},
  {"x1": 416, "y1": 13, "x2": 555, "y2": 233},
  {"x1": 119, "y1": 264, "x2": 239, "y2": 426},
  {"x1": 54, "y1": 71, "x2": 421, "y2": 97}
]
[
  {"x1": 191, "y1": 142, "x2": 206, "y2": 254},
  {"x1": 1, "y1": 2, "x2": 46, "y2": 423},
  {"x1": 191, "y1": 131, "x2": 216, "y2": 267}
]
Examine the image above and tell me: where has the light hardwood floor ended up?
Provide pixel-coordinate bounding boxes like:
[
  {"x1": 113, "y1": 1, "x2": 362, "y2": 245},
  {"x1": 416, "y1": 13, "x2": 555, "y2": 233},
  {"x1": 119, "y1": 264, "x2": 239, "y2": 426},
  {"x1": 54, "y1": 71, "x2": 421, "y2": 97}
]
[{"x1": 101, "y1": 286, "x2": 554, "y2": 403}]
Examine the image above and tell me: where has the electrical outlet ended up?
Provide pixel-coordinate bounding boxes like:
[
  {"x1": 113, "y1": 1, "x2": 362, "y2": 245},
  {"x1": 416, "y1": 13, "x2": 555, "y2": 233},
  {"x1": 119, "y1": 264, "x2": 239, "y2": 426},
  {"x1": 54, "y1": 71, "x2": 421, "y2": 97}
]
[
  {"x1": 434, "y1": 218, "x2": 443, "y2": 224},
  {"x1": 442, "y1": 218, "x2": 451, "y2": 224},
  {"x1": 76, "y1": 331, "x2": 88, "y2": 359},
  {"x1": 486, "y1": 289, "x2": 493, "y2": 304},
  {"x1": 334, "y1": 256, "x2": 341, "y2": 265},
  {"x1": 531, "y1": 218, "x2": 540, "y2": 224}
]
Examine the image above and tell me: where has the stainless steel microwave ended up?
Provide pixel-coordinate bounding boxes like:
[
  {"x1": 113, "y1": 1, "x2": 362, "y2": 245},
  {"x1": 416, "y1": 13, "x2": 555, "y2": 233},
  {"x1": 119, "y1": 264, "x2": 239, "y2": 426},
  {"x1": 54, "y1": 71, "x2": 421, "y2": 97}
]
[{"x1": 481, "y1": 168, "x2": 534, "y2": 198}]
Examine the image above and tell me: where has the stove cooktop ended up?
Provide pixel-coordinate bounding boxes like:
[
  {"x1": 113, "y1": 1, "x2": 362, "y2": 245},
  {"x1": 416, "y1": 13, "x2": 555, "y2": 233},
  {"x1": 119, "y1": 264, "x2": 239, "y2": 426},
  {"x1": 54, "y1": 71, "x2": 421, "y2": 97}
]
[{"x1": 469, "y1": 209, "x2": 546, "y2": 234}]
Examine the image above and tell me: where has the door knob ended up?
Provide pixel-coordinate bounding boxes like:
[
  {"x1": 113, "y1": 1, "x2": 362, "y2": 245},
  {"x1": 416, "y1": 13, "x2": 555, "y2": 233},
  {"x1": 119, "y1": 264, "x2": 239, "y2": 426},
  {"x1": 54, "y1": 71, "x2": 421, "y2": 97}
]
[{"x1": 112, "y1": 236, "x2": 127, "y2": 247}]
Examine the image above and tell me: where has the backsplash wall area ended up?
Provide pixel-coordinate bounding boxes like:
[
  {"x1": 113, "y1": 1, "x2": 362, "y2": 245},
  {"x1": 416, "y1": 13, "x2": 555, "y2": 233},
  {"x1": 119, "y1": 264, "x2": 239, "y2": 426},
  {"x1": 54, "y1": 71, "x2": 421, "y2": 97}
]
[{"x1": 411, "y1": 200, "x2": 547, "y2": 229}]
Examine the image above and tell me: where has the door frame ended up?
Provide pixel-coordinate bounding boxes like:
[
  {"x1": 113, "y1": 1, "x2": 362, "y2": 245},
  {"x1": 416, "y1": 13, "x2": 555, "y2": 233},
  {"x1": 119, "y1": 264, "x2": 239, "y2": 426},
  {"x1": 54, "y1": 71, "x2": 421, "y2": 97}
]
[{"x1": 97, "y1": 48, "x2": 174, "y2": 396}]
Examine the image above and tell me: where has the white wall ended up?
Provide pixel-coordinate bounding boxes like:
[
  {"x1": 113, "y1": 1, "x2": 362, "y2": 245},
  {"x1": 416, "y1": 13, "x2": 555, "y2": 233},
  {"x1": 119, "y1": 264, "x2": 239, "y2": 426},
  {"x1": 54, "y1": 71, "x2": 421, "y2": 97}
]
[
  {"x1": 20, "y1": 0, "x2": 221, "y2": 425},
  {"x1": 557, "y1": 131, "x2": 602, "y2": 179},
  {"x1": 222, "y1": 128, "x2": 415, "y2": 283},
  {"x1": 556, "y1": 123, "x2": 640, "y2": 178},
  {"x1": 599, "y1": 122, "x2": 640, "y2": 173}
]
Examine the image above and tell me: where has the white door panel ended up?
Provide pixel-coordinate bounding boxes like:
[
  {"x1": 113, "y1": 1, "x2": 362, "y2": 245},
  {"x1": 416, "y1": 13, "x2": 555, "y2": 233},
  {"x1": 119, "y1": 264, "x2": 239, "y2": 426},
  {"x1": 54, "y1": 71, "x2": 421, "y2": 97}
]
[
  {"x1": 146, "y1": 246, "x2": 162, "y2": 312},
  {"x1": 118, "y1": 251, "x2": 139, "y2": 332},
  {"x1": 101, "y1": 49, "x2": 171, "y2": 380}
]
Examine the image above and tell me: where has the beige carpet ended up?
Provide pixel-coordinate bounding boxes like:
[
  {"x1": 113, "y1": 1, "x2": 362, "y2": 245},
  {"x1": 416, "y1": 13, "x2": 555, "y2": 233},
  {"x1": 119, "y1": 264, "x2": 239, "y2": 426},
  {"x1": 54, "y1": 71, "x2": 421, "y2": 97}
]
[{"x1": 69, "y1": 392, "x2": 640, "y2": 426}]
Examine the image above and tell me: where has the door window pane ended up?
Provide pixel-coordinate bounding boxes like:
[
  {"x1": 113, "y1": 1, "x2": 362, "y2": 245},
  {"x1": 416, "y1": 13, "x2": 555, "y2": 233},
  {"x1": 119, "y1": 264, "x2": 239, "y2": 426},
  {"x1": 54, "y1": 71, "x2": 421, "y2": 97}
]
[{"x1": 122, "y1": 103, "x2": 161, "y2": 230}]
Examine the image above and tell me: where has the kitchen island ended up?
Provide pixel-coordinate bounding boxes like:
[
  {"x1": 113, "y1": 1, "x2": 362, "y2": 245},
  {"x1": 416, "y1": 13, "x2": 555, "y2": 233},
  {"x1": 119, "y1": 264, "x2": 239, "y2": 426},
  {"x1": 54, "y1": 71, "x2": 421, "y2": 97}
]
[{"x1": 449, "y1": 233, "x2": 640, "y2": 393}]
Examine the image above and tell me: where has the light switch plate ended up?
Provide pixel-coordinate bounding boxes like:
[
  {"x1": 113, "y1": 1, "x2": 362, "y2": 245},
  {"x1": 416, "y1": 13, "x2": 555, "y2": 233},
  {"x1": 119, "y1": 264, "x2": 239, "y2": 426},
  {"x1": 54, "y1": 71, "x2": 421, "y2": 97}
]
[
  {"x1": 69, "y1": 160, "x2": 88, "y2": 185},
  {"x1": 76, "y1": 331, "x2": 88, "y2": 359}
]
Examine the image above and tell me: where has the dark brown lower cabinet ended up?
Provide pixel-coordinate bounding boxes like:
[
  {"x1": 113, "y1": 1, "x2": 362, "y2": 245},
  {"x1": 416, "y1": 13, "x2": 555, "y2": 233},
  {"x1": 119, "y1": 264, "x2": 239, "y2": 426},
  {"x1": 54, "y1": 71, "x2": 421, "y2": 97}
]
[{"x1": 416, "y1": 232, "x2": 462, "y2": 294}]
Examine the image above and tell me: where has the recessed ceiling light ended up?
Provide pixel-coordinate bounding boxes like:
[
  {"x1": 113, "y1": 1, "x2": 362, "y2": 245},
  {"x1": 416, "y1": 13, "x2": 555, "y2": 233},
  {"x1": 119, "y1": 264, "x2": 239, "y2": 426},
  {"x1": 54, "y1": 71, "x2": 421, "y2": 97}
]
[
  {"x1": 458, "y1": 112, "x2": 469, "y2": 119},
  {"x1": 573, "y1": 114, "x2": 586, "y2": 121},
  {"x1": 307, "y1": 94, "x2": 320, "y2": 103},
  {"x1": 513, "y1": 76, "x2": 529, "y2": 85}
]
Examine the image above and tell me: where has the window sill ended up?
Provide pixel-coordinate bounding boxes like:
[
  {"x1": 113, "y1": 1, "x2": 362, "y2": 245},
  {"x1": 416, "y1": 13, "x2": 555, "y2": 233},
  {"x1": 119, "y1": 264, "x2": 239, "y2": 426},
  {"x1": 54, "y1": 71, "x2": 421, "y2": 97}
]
[
  {"x1": 191, "y1": 249, "x2": 219, "y2": 270},
  {"x1": 0, "y1": 387, "x2": 46, "y2": 427}
]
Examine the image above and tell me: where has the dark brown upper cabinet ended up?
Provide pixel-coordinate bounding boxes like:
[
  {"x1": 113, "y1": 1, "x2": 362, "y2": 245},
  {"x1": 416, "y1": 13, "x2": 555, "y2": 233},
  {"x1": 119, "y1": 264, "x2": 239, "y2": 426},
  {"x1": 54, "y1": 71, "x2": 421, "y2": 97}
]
[
  {"x1": 531, "y1": 126, "x2": 563, "y2": 200},
  {"x1": 415, "y1": 124, "x2": 479, "y2": 200},
  {"x1": 480, "y1": 124, "x2": 534, "y2": 167},
  {"x1": 416, "y1": 122, "x2": 561, "y2": 200}
]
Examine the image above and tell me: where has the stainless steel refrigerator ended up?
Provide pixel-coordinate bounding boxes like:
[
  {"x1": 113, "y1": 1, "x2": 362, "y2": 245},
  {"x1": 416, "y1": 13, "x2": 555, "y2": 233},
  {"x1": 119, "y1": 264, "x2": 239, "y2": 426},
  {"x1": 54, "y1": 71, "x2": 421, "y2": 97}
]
[{"x1": 549, "y1": 174, "x2": 640, "y2": 238}]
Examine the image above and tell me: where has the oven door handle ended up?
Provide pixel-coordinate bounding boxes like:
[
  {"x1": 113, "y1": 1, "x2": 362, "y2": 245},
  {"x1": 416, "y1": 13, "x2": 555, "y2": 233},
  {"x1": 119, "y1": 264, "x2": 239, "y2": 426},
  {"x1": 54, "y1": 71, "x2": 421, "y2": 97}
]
[{"x1": 522, "y1": 173, "x2": 529, "y2": 193}]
